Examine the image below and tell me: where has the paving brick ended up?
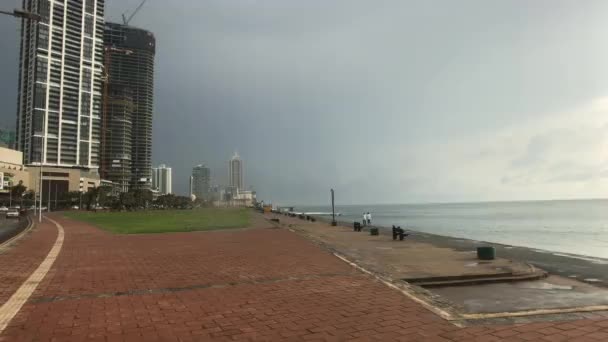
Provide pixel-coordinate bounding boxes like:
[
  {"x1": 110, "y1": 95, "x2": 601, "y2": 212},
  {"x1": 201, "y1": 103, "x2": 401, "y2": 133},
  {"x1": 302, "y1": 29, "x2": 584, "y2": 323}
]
[{"x1": 0, "y1": 214, "x2": 607, "y2": 341}]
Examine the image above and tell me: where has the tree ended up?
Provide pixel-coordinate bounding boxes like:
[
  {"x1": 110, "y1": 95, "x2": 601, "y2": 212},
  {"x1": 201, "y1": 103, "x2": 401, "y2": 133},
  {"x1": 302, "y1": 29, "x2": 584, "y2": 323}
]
[
  {"x1": 119, "y1": 191, "x2": 136, "y2": 210},
  {"x1": 10, "y1": 181, "x2": 27, "y2": 206},
  {"x1": 132, "y1": 189, "x2": 153, "y2": 209},
  {"x1": 97, "y1": 185, "x2": 114, "y2": 208}
]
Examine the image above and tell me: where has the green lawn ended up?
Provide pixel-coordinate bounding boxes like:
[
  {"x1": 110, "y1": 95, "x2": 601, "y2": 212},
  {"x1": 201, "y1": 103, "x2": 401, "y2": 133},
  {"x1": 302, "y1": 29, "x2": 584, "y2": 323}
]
[{"x1": 63, "y1": 208, "x2": 251, "y2": 234}]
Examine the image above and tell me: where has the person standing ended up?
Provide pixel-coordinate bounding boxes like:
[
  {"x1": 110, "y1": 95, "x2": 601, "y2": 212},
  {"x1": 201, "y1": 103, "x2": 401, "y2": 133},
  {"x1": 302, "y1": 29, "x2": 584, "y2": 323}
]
[
  {"x1": 367, "y1": 212, "x2": 372, "y2": 225},
  {"x1": 362, "y1": 213, "x2": 368, "y2": 226}
]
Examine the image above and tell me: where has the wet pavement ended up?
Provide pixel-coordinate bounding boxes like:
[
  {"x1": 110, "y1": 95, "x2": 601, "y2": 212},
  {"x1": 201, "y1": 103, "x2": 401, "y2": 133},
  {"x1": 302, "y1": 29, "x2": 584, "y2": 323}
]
[
  {"x1": 433, "y1": 275, "x2": 608, "y2": 314},
  {"x1": 409, "y1": 231, "x2": 608, "y2": 288}
]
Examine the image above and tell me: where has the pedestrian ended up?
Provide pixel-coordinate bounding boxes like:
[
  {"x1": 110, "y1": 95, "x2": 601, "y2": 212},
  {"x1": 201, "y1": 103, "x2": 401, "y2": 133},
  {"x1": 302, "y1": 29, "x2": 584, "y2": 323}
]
[
  {"x1": 362, "y1": 213, "x2": 367, "y2": 226},
  {"x1": 367, "y1": 212, "x2": 372, "y2": 225}
]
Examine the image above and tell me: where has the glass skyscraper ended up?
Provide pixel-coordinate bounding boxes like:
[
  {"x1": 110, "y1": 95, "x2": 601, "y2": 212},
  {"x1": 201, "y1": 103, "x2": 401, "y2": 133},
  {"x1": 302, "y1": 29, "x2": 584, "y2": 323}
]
[{"x1": 16, "y1": 0, "x2": 105, "y2": 168}]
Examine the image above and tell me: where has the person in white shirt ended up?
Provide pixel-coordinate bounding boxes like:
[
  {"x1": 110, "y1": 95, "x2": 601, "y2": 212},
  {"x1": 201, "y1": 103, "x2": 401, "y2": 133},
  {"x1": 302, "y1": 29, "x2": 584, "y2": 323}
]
[{"x1": 362, "y1": 213, "x2": 367, "y2": 226}]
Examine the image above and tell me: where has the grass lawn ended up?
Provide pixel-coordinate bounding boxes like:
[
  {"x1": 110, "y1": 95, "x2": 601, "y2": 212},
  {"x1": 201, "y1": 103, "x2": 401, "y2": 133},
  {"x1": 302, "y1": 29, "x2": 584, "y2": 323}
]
[{"x1": 63, "y1": 208, "x2": 251, "y2": 234}]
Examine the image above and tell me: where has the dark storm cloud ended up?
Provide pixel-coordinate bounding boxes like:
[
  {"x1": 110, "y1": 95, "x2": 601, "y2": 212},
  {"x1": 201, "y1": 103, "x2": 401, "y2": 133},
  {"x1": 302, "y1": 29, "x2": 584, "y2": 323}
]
[{"x1": 3, "y1": 0, "x2": 608, "y2": 204}]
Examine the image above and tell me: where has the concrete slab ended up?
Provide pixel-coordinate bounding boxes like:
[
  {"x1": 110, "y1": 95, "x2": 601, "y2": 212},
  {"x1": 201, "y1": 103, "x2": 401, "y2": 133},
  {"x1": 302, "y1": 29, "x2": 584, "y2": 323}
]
[
  {"x1": 432, "y1": 275, "x2": 608, "y2": 314},
  {"x1": 284, "y1": 216, "x2": 537, "y2": 282}
]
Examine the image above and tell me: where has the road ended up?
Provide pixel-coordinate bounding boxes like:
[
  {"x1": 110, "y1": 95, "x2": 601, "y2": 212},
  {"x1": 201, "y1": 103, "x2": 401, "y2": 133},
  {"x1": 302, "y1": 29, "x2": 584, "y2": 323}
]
[{"x1": 0, "y1": 215, "x2": 26, "y2": 244}]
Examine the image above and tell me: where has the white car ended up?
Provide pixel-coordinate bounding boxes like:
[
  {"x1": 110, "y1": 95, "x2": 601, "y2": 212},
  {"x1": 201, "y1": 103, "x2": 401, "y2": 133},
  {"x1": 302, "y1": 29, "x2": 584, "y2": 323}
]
[
  {"x1": 6, "y1": 210, "x2": 19, "y2": 218},
  {"x1": 71, "y1": 205, "x2": 79, "y2": 210},
  {"x1": 0, "y1": 206, "x2": 8, "y2": 212}
]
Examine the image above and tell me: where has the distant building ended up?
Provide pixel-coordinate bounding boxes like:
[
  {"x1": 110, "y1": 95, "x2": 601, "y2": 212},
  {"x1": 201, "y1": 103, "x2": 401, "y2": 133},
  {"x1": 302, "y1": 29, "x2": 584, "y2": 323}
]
[
  {"x1": 151, "y1": 164, "x2": 172, "y2": 195},
  {"x1": 104, "y1": 22, "x2": 156, "y2": 190},
  {"x1": 229, "y1": 152, "x2": 244, "y2": 190},
  {"x1": 192, "y1": 164, "x2": 210, "y2": 201},
  {"x1": 16, "y1": 0, "x2": 105, "y2": 168}
]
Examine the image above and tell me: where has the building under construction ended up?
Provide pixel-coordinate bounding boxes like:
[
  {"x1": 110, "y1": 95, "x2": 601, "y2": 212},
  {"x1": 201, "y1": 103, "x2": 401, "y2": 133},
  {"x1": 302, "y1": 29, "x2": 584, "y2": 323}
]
[
  {"x1": 103, "y1": 22, "x2": 155, "y2": 190},
  {"x1": 102, "y1": 85, "x2": 133, "y2": 192}
]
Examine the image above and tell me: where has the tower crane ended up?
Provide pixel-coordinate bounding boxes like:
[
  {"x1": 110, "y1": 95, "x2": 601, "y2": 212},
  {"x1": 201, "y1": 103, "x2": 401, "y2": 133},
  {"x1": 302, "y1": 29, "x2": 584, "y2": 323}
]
[{"x1": 122, "y1": 0, "x2": 148, "y2": 26}]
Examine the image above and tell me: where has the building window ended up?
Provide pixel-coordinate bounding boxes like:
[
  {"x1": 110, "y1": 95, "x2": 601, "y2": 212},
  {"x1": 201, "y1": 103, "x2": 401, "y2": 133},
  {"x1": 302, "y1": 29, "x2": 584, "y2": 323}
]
[
  {"x1": 36, "y1": 58, "x2": 48, "y2": 82},
  {"x1": 42, "y1": 172, "x2": 69, "y2": 178},
  {"x1": 35, "y1": 83, "x2": 47, "y2": 109},
  {"x1": 38, "y1": 0, "x2": 50, "y2": 24},
  {"x1": 37, "y1": 24, "x2": 49, "y2": 50},
  {"x1": 84, "y1": 15, "x2": 94, "y2": 37},
  {"x1": 33, "y1": 110, "x2": 45, "y2": 135},
  {"x1": 85, "y1": 0, "x2": 95, "y2": 14},
  {"x1": 80, "y1": 119, "x2": 89, "y2": 140},
  {"x1": 79, "y1": 141, "x2": 89, "y2": 166},
  {"x1": 81, "y1": 68, "x2": 91, "y2": 91},
  {"x1": 83, "y1": 38, "x2": 93, "y2": 61},
  {"x1": 80, "y1": 92, "x2": 90, "y2": 115}
]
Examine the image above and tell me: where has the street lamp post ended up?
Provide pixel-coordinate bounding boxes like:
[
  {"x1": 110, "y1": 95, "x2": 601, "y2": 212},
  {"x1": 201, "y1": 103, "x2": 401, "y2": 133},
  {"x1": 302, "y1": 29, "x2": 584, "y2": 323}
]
[{"x1": 331, "y1": 189, "x2": 337, "y2": 226}]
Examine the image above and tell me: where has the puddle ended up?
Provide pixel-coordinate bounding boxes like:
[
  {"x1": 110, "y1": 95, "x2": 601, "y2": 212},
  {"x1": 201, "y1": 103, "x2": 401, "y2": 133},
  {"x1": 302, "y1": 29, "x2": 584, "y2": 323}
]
[
  {"x1": 568, "y1": 275, "x2": 578, "y2": 278},
  {"x1": 584, "y1": 278, "x2": 602, "y2": 282},
  {"x1": 517, "y1": 282, "x2": 573, "y2": 290},
  {"x1": 465, "y1": 262, "x2": 478, "y2": 267},
  {"x1": 376, "y1": 247, "x2": 392, "y2": 250},
  {"x1": 552, "y1": 253, "x2": 608, "y2": 265}
]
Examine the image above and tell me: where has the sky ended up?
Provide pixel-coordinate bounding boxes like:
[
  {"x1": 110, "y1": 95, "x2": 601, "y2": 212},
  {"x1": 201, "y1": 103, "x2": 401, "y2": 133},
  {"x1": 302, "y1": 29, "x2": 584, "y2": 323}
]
[{"x1": 2, "y1": 0, "x2": 608, "y2": 205}]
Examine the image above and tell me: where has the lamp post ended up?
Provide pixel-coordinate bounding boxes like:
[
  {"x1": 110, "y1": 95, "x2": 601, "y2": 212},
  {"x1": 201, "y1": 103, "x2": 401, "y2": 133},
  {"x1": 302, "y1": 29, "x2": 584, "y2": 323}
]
[{"x1": 331, "y1": 189, "x2": 337, "y2": 226}]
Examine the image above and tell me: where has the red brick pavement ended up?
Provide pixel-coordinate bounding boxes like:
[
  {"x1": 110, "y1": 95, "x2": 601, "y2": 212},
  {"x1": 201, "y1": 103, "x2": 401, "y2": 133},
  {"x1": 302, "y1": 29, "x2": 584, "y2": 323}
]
[
  {"x1": 0, "y1": 219, "x2": 56, "y2": 304},
  {"x1": 1, "y1": 214, "x2": 608, "y2": 341}
]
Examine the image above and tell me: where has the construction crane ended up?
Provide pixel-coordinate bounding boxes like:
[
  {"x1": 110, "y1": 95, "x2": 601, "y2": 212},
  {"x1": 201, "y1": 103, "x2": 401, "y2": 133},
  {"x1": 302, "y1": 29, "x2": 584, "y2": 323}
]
[{"x1": 122, "y1": 0, "x2": 148, "y2": 26}]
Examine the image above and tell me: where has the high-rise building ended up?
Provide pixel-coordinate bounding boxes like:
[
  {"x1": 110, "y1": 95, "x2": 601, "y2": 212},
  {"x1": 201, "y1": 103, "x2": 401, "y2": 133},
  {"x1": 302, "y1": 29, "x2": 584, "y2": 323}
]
[
  {"x1": 151, "y1": 164, "x2": 171, "y2": 195},
  {"x1": 229, "y1": 152, "x2": 244, "y2": 190},
  {"x1": 192, "y1": 164, "x2": 210, "y2": 201},
  {"x1": 16, "y1": 0, "x2": 105, "y2": 168},
  {"x1": 103, "y1": 22, "x2": 155, "y2": 190},
  {"x1": 102, "y1": 85, "x2": 132, "y2": 192}
]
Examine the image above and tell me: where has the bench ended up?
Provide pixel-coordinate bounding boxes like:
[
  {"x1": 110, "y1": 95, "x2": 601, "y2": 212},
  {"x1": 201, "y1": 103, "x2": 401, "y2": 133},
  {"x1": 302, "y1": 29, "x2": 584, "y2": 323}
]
[{"x1": 392, "y1": 226, "x2": 409, "y2": 241}]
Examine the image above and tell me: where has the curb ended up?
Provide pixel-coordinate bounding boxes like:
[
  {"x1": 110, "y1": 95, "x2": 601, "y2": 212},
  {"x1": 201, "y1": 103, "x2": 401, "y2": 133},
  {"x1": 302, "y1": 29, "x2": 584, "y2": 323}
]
[
  {"x1": 0, "y1": 215, "x2": 35, "y2": 252},
  {"x1": 404, "y1": 264, "x2": 548, "y2": 288}
]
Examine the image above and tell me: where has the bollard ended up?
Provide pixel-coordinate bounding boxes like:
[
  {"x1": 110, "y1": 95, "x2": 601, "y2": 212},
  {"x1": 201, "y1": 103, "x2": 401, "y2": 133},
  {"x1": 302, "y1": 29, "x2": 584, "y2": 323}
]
[{"x1": 370, "y1": 227, "x2": 379, "y2": 236}]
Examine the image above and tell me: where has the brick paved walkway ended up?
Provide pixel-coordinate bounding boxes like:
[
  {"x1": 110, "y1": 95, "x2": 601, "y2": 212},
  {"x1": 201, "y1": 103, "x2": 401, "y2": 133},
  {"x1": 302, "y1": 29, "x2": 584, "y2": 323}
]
[{"x1": 0, "y1": 214, "x2": 608, "y2": 341}]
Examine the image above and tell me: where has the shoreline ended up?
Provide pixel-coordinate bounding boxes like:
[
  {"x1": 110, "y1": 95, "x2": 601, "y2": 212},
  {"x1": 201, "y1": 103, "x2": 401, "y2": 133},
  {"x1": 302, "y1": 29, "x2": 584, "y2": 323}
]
[{"x1": 305, "y1": 213, "x2": 608, "y2": 288}]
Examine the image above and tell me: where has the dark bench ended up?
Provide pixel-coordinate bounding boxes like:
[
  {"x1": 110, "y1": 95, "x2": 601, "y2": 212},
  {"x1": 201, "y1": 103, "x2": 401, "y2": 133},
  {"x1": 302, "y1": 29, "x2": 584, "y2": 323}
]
[
  {"x1": 392, "y1": 225, "x2": 409, "y2": 241},
  {"x1": 353, "y1": 221, "x2": 362, "y2": 232}
]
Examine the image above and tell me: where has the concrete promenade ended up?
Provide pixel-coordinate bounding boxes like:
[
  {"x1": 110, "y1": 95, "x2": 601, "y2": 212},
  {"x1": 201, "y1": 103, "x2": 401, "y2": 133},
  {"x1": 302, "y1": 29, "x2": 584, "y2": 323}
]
[{"x1": 0, "y1": 214, "x2": 607, "y2": 341}]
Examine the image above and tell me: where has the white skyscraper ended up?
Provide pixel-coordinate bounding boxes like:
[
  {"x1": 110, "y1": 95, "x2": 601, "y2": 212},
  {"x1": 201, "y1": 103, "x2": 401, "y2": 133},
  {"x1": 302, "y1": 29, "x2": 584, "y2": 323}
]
[
  {"x1": 229, "y1": 151, "x2": 244, "y2": 191},
  {"x1": 16, "y1": 0, "x2": 105, "y2": 168},
  {"x1": 151, "y1": 164, "x2": 172, "y2": 195}
]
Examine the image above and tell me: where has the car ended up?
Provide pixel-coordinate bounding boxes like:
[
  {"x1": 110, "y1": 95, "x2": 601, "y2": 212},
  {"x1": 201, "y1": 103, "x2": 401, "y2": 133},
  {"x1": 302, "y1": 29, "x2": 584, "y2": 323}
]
[
  {"x1": 71, "y1": 205, "x2": 79, "y2": 210},
  {"x1": 6, "y1": 210, "x2": 19, "y2": 219},
  {"x1": 0, "y1": 206, "x2": 8, "y2": 212}
]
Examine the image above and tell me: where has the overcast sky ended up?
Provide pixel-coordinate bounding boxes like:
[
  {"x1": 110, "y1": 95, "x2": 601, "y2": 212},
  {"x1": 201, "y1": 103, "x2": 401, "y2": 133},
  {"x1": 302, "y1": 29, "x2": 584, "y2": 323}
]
[{"x1": 2, "y1": 0, "x2": 608, "y2": 205}]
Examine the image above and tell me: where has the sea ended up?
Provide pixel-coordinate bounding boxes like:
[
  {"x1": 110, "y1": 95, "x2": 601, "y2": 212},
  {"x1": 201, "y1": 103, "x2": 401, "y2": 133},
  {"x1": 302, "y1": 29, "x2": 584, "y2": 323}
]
[{"x1": 295, "y1": 199, "x2": 608, "y2": 259}]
